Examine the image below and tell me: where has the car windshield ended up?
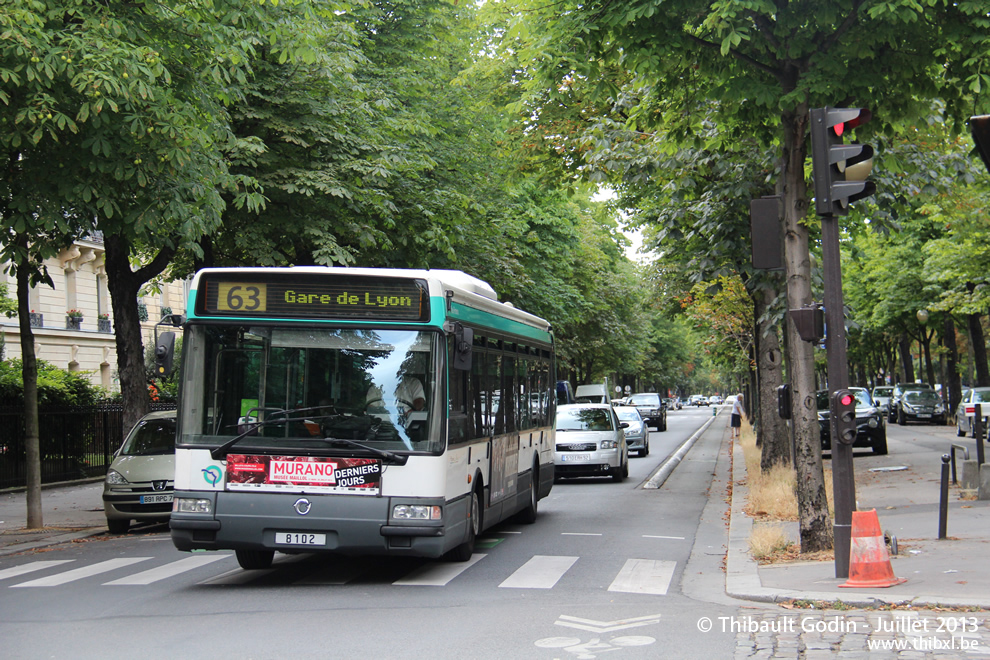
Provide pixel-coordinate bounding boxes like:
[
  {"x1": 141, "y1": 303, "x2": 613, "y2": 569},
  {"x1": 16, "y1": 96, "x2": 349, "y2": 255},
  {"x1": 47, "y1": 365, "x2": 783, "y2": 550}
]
[
  {"x1": 556, "y1": 408, "x2": 614, "y2": 431},
  {"x1": 629, "y1": 394, "x2": 659, "y2": 406},
  {"x1": 904, "y1": 391, "x2": 941, "y2": 404},
  {"x1": 177, "y1": 325, "x2": 441, "y2": 453},
  {"x1": 873, "y1": 388, "x2": 892, "y2": 397},
  {"x1": 120, "y1": 417, "x2": 176, "y2": 456},
  {"x1": 616, "y1": 409, "x2": 641, "y2": 422},
  {"x1": 972, "y1": 390, "x2": 990, "y2": 403}
]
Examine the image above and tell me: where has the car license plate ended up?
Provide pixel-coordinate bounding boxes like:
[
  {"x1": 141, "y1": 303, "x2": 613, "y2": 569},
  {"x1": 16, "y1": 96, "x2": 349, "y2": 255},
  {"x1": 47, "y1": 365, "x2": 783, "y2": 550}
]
[
  {"x1": 918, "y1": 414, "x2": 931, "y2": 418},
  {"x1": 275, "y1": 532, "x2": 326, "y2": 546},
  {"x1": 140, "y1": 494, "x2": 173, "y2": 504},
  {"x1": 562, "y1": 453, "x2": 591, "y2": 462}
]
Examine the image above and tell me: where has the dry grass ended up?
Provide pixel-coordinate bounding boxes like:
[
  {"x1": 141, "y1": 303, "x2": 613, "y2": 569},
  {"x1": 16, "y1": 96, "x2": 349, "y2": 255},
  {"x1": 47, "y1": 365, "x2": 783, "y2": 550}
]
[
  {"x1": 739, "y1": 422, "x2": 834, "y2": 521},
  {"x1": 748, "y1": 523, "x2": 793, "y2": 562},
  {"x1": 739, "y1": 419, "x2": 837, "y2": 563}
]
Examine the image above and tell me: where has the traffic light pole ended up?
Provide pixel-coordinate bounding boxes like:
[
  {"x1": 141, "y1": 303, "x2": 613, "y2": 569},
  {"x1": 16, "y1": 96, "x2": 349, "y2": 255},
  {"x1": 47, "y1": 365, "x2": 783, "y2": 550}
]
[{"x1": 821, "y1": 214, "x2": 855, "y2": 579}]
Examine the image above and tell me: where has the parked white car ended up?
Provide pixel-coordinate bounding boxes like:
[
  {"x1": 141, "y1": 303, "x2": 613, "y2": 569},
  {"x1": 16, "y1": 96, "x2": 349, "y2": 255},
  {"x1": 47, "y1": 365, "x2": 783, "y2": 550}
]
[{"x1": 956, "y1": 387, "x2": 990, "y2": 438}]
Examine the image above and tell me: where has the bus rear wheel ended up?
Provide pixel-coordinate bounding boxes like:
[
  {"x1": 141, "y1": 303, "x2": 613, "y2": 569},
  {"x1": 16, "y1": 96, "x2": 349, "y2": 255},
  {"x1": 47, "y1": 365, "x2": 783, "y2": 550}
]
[
  {"x1": 516, "y1": 462, "x2": 539, "y2": 524},
  {"x1": 236, "y1": 549, "x2": 275, "y2": 570}
]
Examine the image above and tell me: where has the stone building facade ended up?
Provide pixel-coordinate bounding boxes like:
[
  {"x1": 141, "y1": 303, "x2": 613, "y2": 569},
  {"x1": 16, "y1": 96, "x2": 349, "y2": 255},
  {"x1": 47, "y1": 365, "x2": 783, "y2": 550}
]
[{"x1": 0, "y1": 236, "x2": 188, "y2": 392}]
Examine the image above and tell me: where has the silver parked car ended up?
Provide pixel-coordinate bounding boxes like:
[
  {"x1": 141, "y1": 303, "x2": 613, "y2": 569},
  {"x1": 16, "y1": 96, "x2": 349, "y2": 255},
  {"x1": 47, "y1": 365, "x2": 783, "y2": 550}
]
[
  {"x1": 956, "y1": 387, "x2": 990, "y2": 438},
  {"x1": 554, "y1": 404, "x2": 629, "y2": 482},
  {"x1": 871, "y1": 386, "x2": 893, "y2": 415},
  {"x1": 103, "y1": 410, "x2": 176, "y2": 534},
  {"x1": 615, "y1": 406, "x2": 648, "y2": 457}
]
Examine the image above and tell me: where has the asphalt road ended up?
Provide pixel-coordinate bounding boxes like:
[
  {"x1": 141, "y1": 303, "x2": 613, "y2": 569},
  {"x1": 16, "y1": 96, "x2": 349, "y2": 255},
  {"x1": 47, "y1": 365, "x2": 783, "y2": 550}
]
[{"x1": 0, "y1": 406, "x2": 741, "y2": 660}]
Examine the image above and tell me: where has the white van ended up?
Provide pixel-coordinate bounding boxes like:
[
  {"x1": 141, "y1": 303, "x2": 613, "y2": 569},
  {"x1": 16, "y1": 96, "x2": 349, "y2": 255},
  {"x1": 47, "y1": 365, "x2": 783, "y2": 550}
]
[{"x1": 575, "y1": 382, "x2": 612, "y2": 406}]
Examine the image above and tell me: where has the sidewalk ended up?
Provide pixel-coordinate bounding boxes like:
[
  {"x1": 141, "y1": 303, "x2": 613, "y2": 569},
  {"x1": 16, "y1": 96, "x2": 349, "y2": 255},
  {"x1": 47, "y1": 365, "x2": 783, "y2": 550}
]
[
  {"x1": 725, "y1": 418, "x2": 990, "y2": 609},
  {"x1": 0, "y1": 480, "x2": 108, "y2": 556}
]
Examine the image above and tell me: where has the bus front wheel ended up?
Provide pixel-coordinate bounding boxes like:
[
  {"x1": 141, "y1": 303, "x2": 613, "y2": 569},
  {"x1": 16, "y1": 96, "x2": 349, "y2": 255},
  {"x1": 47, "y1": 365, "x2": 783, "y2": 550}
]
[
  {"x1": 236, "y1": 549, "x2": 275, "y2": 570},
  {"x1": 447, "y1": 489, "x2": 480, "y2": 562}
]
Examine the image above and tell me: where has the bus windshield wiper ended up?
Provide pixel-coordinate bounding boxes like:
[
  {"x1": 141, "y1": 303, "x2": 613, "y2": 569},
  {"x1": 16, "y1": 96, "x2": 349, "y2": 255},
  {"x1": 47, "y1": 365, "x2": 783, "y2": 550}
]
[
  {"x1": 209, "y1": 407, "x2": 316, "y2": 460},
  {"x1": 320, "y1": 437, "x2": 408, "y2": 465}
]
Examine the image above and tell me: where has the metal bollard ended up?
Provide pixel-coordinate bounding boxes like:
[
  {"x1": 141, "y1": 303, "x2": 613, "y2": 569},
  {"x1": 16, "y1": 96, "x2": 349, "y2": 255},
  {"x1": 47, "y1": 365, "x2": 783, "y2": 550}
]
[
  {"x1": 939, "y1": 454, "x2": 950, "y2": 540},
  {"x1": 976, "y1": 404, "x2": 985, "y2": 466}
]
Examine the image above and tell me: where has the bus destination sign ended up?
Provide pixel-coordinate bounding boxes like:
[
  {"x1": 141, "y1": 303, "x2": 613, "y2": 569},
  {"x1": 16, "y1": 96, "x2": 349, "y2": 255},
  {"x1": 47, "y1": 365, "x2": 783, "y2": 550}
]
[{"x1": 197, "y1": 273, "x2": 429, "y2": 322}]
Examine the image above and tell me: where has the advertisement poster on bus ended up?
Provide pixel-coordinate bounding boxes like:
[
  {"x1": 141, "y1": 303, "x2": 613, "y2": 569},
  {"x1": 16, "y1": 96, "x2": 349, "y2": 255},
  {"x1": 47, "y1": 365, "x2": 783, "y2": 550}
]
[{"x1": 225, "y1": 454, "x2": 382, "y2": 495}]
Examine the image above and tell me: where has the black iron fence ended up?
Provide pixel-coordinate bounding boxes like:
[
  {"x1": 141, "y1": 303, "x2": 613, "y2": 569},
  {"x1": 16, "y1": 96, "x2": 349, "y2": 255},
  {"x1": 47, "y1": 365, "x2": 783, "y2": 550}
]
[{"x1": 0, "y1": 403, "x2": 177, "y2": 490}]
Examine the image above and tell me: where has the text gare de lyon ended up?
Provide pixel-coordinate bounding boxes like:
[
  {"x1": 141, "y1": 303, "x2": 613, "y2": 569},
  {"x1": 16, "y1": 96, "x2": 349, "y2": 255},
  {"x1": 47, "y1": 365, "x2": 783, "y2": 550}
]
[{"x1": 283, "y1": 290, "x2": 415, "y2": 309}]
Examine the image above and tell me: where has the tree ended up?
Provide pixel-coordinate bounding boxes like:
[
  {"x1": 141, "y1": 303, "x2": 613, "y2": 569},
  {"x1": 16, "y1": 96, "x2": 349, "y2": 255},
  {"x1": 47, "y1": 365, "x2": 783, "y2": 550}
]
[{"x1": 502, "y1": 0, "x2": 990, "y2": 552}]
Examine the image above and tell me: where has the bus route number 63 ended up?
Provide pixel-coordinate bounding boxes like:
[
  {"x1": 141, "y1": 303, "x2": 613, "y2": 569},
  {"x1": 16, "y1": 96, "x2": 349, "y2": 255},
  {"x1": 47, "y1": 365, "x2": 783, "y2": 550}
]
[{"x1": 217, "y1": 282, "x2": 267, "y2": 312}]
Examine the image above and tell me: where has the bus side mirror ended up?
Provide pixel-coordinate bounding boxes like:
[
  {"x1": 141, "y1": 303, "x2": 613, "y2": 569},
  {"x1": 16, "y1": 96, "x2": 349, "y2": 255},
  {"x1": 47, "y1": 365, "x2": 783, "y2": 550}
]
[
  {"x1": 452, "y1": 325, "x2": 473, "y2": 371},
  {"x1": 155, "y1": 331, "x2": 176, "y2": 377}
]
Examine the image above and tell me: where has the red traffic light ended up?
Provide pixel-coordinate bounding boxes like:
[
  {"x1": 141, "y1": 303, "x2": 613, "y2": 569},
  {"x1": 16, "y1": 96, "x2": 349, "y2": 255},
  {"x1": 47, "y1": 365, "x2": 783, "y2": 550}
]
[{"x1": 839, "y1": 393, "x2": 854, "y2": 407}]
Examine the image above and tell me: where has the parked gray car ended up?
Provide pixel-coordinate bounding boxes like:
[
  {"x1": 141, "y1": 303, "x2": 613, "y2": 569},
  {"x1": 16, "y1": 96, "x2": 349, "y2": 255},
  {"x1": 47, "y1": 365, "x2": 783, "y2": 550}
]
[
  {"x1": 887, "y1": 383, "x2": 934, "y2": 424},
  {"x1": 955, "y1": 387, "x2": 990, "y2": 437},
  {"x1": 102, "y1": 410, "x2": 176, "y2": 534}
]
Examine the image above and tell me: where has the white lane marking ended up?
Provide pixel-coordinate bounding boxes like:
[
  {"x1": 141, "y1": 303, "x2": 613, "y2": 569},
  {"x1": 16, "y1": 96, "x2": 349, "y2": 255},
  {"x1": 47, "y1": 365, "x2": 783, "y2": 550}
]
[
  {"x1": 561, "y1": 532, "x2": 602, "y2": 536},
  {"x1": 499, "y1": 555, "x2": 578, "y2": 589},
  {"x1": 555, "y1": 613, "x2": 663, "y2": 633},
  {"x1": 393, "y1": 553, "x2": 487, "y2": 586},
  {"x1": 499, "y1": 531, "x2": 523, "y2": 534},
  {"x1": 104, "y1": 554, "x2": 231, "y2": 585},
  {"x1": 607, "y1": 558, "x2": 676, "y2": 595},
  {"x1": 11, "y1": 558, "x2": 151, "y2": 587},
  {"x1": 642, "y1": 535, "x2": 685, "y2": 540},
  {"x1": 0, "y1": 560, "x2": 74, "y2": 581}
]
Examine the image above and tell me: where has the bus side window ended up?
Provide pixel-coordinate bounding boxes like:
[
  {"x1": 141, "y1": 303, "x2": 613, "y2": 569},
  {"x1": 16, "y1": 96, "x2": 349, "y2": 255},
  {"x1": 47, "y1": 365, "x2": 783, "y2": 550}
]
[{"x1": 448, "y1": 335, "x2": 469, "y2": 444}]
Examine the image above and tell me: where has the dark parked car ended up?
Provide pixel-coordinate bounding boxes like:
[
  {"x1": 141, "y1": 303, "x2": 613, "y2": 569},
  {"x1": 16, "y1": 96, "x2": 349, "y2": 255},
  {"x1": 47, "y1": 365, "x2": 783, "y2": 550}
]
[
  {"x1": 895, "y1": 389, "x2": 945, "y2": 425},
  {"x1": 626, "y1": 392, "x2": 667, "y2": 431},
  {"x1": 817, "y1": 388, "x2": 887, "y2": 455},
  {"x1": 887, "y1": 383, "x2": 934, "y2": 424}
]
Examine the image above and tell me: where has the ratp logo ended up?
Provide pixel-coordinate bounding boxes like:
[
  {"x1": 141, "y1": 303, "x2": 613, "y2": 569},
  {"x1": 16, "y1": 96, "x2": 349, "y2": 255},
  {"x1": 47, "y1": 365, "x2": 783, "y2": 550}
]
[{"x1": 202, "y1": 466, "x2": 222, "y2": 486}]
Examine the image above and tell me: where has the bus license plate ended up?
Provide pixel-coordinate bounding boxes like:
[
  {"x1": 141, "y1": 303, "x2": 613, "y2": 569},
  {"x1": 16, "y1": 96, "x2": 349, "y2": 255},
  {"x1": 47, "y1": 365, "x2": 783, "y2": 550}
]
[
  {"x1": 562, "y1": 454, "x2": 591, "y2": 462},
  {"x1": 140, "y1": 494, "x2": 173, "y2": 504},
  {"x1": 275, "y1": 532, "x2": 326, "y2": 546}
]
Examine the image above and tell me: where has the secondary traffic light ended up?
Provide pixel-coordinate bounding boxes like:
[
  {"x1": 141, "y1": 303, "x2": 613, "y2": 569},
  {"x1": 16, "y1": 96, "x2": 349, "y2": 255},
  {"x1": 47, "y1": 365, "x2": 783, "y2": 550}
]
[
  {"x1": 831, "y1": 389, "x2": 857, "y2": 444},
  {"x1": 777, "y1": 384, "x2": 791, "y2": 420},
  {"x1": 810, "y1": 107, "x2": 876, "y2": 216}
]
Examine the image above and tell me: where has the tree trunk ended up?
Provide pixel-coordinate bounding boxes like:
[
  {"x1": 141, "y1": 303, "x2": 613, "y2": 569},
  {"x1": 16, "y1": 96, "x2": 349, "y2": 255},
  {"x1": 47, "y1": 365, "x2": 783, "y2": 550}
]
[
  {"x1": 968, "y1": 311, "x2": 990, "y2": 387},
  {"x1": 781, "y1": 102, "x2": 831, "y2": 553},
  {"x1": 16, "y1": 250, "x2": 42, "y2": 528},
  {"x1": 944, "y1": 315, "x2": 961, "y2": 416},
  {"x1": 898, "y1": 334, "x2": 915, "y2": 384},
  {"x1": 104, "y1": 234, "x2": 177, "y2": 436},
  {"x1": 756, "y1": 287, "x2": 789, "y2": 469},
  {"x1": 921, "y1": 326, "x2": 936, "y2": 387}
]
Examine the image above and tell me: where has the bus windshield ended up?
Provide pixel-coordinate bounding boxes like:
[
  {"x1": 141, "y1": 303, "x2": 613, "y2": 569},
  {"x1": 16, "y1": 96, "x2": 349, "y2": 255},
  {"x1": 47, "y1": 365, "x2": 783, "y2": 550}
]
[{"x1": 178, "y1": 325, "x2": 441, "y2": 454}]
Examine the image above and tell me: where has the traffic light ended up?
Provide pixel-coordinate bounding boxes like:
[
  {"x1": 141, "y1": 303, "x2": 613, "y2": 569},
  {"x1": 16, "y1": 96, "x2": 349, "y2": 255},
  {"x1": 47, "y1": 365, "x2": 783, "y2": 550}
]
[
  {"x1": 155, "y1": 331, "x2": 175, "y2": 377},
  {"x1": 810, "y1": 107, "x2": 876, "y2": 216},
  {"x1": 777, "y1": 384, "x2": 791, "y2": 420},
  {"x1": 831, "y1": 389, "x2": 858, "y2": 444},
  {"x1": 789, "y1": 305, "x2": 824, "y2": 343}
]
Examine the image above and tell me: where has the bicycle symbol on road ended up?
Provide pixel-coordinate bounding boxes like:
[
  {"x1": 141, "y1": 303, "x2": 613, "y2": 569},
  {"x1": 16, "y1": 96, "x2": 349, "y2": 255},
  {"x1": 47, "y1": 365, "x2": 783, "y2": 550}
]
[
  {"x1": 535, "y1": 613, "x2": 660, "y2": 658},
  {"x1": 535, "y1": 635, "x2": 655, "y2": 658}
]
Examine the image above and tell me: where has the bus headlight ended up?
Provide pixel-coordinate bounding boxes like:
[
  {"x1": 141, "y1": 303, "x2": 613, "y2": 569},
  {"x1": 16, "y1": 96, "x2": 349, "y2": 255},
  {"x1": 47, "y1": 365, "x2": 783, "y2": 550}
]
[
  {"x1": 393, "y1": 504, "x2": 442, "y2": 520},
  {"x1": 174, "y1": 498, "x2": 212, "y2": 514}
]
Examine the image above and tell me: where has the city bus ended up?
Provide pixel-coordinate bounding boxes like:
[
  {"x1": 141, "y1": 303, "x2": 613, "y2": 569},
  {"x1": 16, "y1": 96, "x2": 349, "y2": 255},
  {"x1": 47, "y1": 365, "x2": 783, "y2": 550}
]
[{"x1": 166, "y1": 267, "x2": 556, "y2": 569}]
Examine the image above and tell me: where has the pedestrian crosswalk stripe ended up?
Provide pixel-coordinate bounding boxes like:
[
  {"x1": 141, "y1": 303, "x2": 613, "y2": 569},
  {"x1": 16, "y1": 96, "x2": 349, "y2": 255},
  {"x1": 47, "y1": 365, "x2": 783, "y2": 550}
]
[
  {"x1": 393, "y1": 553, "x2": 486, "y2": 586},
  {"x1": 607, "y1": 558, "x2": 675, "y2": 595},
  {"x1": 11, "y1": 557, "x2": 151, "y2": 588},
  {"x1": 499, "y1": 555, "x2": 578, "y2": 589},
  {"x1": 0, "y1": 560, "x2": 75, "y2": 582},
  {"x1": 104, "y1": 554, "x2": 231, "y2": 585}
]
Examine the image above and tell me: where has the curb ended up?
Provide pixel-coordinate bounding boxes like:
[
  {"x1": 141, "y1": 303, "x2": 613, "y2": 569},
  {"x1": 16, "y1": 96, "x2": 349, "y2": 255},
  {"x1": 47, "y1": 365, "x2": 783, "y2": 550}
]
[
  {"x1": 643, "y1": 408, "x2": 720, "y2": 489},
  {"x1": 723, "y1": 432, "x2": 990, "y2": 609},
  {"x1": 0, "y1": 527, "x2": 107, "y2": 557}
]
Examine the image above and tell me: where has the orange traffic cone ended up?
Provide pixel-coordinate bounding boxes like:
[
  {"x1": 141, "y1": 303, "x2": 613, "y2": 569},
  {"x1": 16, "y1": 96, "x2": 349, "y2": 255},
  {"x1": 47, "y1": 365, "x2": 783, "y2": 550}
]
[{"x1": 840, "y1": 509, "x2": 907, "y2": 588}]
